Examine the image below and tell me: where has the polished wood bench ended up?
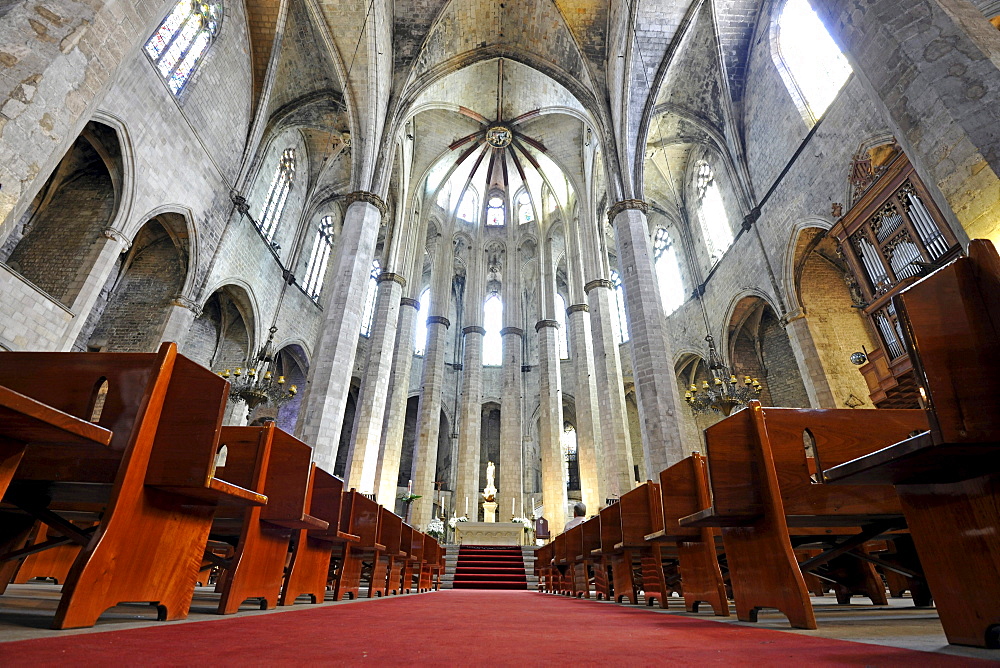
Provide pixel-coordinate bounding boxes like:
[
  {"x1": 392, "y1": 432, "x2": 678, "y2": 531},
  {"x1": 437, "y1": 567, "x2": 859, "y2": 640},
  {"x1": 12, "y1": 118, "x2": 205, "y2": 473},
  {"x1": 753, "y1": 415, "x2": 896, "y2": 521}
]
[
  {"x1": 332, "y1": 489, "x2": 381, "y2": 600},
  {"x1": 389, "y1": 523, "x2": 412, "y2": 595},
  {"x1": 596, "y1": 501, "x2": 638, "y2": 604},
  {"x1": 826, "y1": 239, "x2": 1000, "y2": 648},
  {"x1": 580, "y1": 516, "x2": 610, "y2": 600},
  {"x1": 617, "y1": 481, "x2": 675, "y2": 608},
  {"x1": 208, "y1": 423, "x2": 327, "y2": 614},
  {"x1": 681, "y1": 402, "x2": 929, "y2": 628},
  {"x1": 370, "y1": 507, "x2": 402, "y2": 597},
  {"x1": 0, "y1": 343, "x2": 264, "y2": 629},
  {"x1": 404, "y1": 527, "x2": 425, "y2": 594},
  {"x1": 645, "y1": 454, "x2": 730, "y2": 616}
]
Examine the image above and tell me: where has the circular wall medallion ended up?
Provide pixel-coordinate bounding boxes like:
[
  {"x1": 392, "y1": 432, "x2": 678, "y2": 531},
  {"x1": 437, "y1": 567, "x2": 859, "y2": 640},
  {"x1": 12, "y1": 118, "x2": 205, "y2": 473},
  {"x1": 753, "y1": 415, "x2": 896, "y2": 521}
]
[{"x1": 485, "y1": 126, "x2": 513, "y2": 148}]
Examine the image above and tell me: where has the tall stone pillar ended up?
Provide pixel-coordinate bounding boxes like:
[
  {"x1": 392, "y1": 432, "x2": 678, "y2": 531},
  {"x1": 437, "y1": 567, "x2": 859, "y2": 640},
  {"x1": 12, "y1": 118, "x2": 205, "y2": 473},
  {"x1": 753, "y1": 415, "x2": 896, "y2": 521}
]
[
  {"x1": 585, "y1": 279, "x2": 635, "y2": 497},
  {"x1": 498, "y1": 325, "x2": 524, "y2": 523},
  {"x1": 565, "y1": 303, "x2": 604, "y2": 514},
  {"x1": 610, "y1": 199, "x2": 686, "y2": 476},
  {"x1": 455, "y1": 325, "x2": 484, "y2": 516},
  {"x1": 815, "y1": 0, "x2": 1000, "y2": 244},
  {"x1": 344, "y1": 272, "x2": 405, "y2": 492},
  {"x1": 373, "y1": 296, "x2": 419, "y2": 507},
  {"x1": 159, "y1": 295, "x2": 201, "y2": 348},
  {"x1": 536, "y1": 319, "x2": 568, "y2": 529},
  {"x1": 297, "y1": 192, "x2": 385, "y2": 473}
]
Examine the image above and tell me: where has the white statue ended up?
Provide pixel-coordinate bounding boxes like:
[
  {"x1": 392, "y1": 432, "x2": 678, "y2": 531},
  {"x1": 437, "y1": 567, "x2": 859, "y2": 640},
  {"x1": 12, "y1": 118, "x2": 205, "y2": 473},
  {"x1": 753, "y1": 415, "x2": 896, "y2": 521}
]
[{"x1": 483, "y1": 461, "x2": 497, "y2": 502}]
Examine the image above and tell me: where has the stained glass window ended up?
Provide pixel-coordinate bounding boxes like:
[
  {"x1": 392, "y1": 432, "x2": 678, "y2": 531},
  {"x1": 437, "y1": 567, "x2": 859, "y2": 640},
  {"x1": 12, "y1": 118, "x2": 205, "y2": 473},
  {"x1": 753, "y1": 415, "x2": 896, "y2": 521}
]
[
  {"x1": 360, "y1": 260, "x2": 381, "y2": 337},
  {"x1": 303, "y1": 215, "x2": 334, "y2": 301},
  {"x1": 457, "y1": 189, "x2": 478, "y2": 223},
  {"x1": 696, "y1": 163, "x2": 733, "y2": 265},
  {"x1": 414, "y1": 287, "x2": 430, "y2": 355},
  {"x1": 610, "y1": 270, "x2": 629, "y2": 344},
  {"x1": 554, "y1": 292, "x2": 569, "y2": 359},
  {"x1": 486, "y1": 195, "x2": 505, "y2": 227},
  {"x1": 653, "y1": 228, "x2": 685, "y2": 315},
  {"x1": 516, "y1": 191, "x2": 534, "y2": 225},
  {"x1": 483, "y1": 294, "x2": 503, "y2": 366},
  {"x1": 145, "y1": 0, "x2": 221, "y2": 95},
  {"x1": 259, "y1": 148, "x2": 295, "y2": 241}
]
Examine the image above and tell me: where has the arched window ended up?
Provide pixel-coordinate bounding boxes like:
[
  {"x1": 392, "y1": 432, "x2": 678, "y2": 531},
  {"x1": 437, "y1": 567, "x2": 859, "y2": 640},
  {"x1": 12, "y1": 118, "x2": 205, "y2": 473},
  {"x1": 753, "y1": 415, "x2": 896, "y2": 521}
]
[
  {"x1": 561, "y1": 422, "x2": 579, "y2": 491},
  {"x1": 413, "y1": 288, "x2": 431, "y2": 355},
  {"x1": 483, "y1": 293, "x2": 503, "y2": 366},
  {"x1": 144, "y1": 0, "x2": 222, "y2": 95},
  {"x1": 486, "y1": 195, "x2": 505, "y2": 227},
  {"x1": 610, "y1": 270, "x2": 629, "y2": 345},
  {"x1": 359, "y1": 259, "x2": 381, "y2": 337},
  {"x1": 775, "y1": 0, "x2": 852, "y2": 123},
  {"x1": 259, "y1": 148, "x2": 295, "y2": 241},
  {"x1": 554, "y1": 292, "x2": 569, "y2": 359},
  {"x1": 303, "y1": 215, "x2": 334, "y2": 301},
  {"x1": 516, "y1": 191, "x2": 534, "y2": 225},
  {"x1": 653, "y1": 228, "x2": 685, "y2": 315},
  {"x1": 457, "y1": 189, "x2": 478, "y2": 223},
  {"x1": 695, "y1": 163, "x2": 733, "y2": 265}
]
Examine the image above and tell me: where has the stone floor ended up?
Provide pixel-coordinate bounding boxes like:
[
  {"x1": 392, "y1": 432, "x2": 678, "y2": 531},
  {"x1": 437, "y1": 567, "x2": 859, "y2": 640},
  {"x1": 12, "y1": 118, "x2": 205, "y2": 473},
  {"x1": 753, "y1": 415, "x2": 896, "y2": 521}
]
[{"x1": 0, "y1": 582, "x2": 997, "y2": 663}]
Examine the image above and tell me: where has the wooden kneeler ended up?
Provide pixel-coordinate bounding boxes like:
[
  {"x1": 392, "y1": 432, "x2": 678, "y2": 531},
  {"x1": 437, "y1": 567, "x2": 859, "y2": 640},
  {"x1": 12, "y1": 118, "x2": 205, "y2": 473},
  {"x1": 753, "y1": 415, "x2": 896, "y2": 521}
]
[
  {"x1": 280, "y1": 469, "x2": 358, "y2": 605},
  {"x1": 210, "y1": 424, "x2": 328, "y2": 614},
  {"x1": 0, "y1": 343, "x2": 264, "y2": 629}
]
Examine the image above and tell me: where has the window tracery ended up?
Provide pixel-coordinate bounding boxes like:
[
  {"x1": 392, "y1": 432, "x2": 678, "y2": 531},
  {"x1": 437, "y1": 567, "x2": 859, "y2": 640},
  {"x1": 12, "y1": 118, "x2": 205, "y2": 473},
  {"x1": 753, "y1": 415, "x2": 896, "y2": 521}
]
[
  {"x1": 303, "y1": 215, "x2": 333, "y2": 301},
  {"x1": 554, "y1": 292, "x2": 569, "y2": 359},
  {"x1": 695, "y1": 163, "x2": 733, "y2": 265},
  {"x1": 359, "y1": 259, "x2": 381, "y2": 337},
  {"x1": 653, "y1": 228, "x2": 685, "y2": 315},
  {"x1": 145, "y1": 0, "x2": 222, "y2": 95},
  {"x1": 414, "y1": 287, "x2": 431, "y2": 355},
  {"x1": 259, "y1": 148, "x2": 295, "y2": 242},
  {"x1": 483, "y1": 293, "x2": 503, "y2": 366},
  {"x1": 516, "y1": 191, "x2": 534, "y2": 225},
  {"x1": 610, "y1": 270, "x2": 629, "y2": 345},
  {"x1": 486, "y1": 195, "x2": 505, "y2": 227}
]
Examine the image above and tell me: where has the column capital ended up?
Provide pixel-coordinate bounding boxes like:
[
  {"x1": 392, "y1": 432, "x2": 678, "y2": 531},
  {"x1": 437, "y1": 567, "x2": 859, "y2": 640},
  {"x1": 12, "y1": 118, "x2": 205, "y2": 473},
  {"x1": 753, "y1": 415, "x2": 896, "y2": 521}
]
[
  {"x1": 781, "y1": 308, "x2": 807, "y2": 326},
  {"x1": 534, "y1": 319, "x2": 560, "y2": 332},
  {"x1": 102, "y1": 227, "x2": 131, "y2": 251},
  {"x1": 171, "y1": 294, "x2": 202, "y2": 317},
  {"x1": 567, "y1": 303, "x2": 589, "y2": 315},
  {"x1": 500, "y1": 326, "x2": 524, "y2": 337},
  {"x1": 400, "y1": 297, "x2": 421, "y2": 309},
  {"x1": 462, "y1": 325, "x2": 486, "y2": 335},
  {"x1": 427, "y1": 315, "x2": 451, "y2": 328},
  {"x1": 584, "y1": 278, "x2": 614, "y2": 293},
  {"x1": 377, "y1": 272, "x2": 406, "y2": 287},
  {"x1": 607, "y1": 198, "x2": 648, "y2": 223},
  {"x1": 345, "y1": 191, "x2": 388, "y2": 220}
]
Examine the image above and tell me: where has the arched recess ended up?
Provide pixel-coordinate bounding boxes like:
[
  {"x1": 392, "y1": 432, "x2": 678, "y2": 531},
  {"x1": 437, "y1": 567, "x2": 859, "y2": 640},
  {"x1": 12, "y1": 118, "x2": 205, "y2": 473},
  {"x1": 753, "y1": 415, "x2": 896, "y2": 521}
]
[
  {"x1": 434, "y1": 409, "x2": 452, "y2": 498},
  {"x1": 792, "y1": 227, "x2": 878, "y2": 408},
  {"x1": 479, "y1": 402, "x2": 502, "y2": 520},
  {"x1": 561, "y1": 396, "x2": 579, "y2": 495},
  {"x1": 182, "y1": 284, "x2": 257, "y2": 371},
  {"x1": 727, "y1": 296, "x2": 809, "y2": 408},
  {"x1": 76, "y1": 213, "x2": 190, "y2": 352},
  {"x1": 1, "y1": 121, "x2": 125, "y2": 308},
  {"x1": 397, "y1": 395, "x2": 422, "y2": 506},
  {"x1": 275, "y1": 343, "x2": 309, "y2": 431}
]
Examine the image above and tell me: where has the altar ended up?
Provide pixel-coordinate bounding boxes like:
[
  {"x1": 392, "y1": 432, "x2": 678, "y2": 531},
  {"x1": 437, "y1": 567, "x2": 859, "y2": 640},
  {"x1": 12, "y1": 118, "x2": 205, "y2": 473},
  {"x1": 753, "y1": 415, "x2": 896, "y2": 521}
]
[{"x1": 454, "y1": 522, "x2": 529, "y2": 546}]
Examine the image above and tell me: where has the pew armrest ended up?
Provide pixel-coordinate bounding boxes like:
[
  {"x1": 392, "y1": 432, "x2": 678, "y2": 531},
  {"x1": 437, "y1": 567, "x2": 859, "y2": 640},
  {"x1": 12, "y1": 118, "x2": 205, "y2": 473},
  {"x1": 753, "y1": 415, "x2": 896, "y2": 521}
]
[
  {"x1": 153, "y1": 477, "x2": 267, "y2": 506},
  {"x1": 644, "y1": 530, "x2": 667, "y2": 542},
  {"x1": 265, "y1": 514, "x2": 329, "y2": 531},
  {"x1": 679, "y1": 506, "x2": 761, "y2": 527},
  {"x1": 0, "y1": 386, "x2": 113, "y2": 447},
  {"x1": 338, "y1": 531, "x2": 361, "y2": 542},
  {"x1": 824, "y1": 430, "x2": 1000, "y2": 485}
]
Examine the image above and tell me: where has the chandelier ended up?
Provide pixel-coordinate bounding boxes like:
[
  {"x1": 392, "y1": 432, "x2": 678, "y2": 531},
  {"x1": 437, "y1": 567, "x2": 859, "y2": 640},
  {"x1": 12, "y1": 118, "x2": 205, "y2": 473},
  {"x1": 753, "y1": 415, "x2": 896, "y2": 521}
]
[
  {"x1": 684, "y1": 334, "x2": 762, "y2": 416},
  {"x1": 217, "y1": 326, "x2": 297, "y2": 413}
]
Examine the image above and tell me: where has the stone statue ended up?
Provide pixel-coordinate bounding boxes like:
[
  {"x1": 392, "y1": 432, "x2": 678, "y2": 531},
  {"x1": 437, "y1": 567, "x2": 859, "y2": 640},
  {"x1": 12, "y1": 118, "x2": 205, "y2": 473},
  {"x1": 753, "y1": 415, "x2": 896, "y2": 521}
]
[{"x1": 483, "y1": 461, "x2": 497, "y2": 502}]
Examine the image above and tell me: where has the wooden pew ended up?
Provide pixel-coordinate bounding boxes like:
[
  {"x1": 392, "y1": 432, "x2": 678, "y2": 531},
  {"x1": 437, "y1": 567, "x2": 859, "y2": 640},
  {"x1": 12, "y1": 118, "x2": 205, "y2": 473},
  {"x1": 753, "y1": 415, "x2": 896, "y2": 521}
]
[
  {"x1": 681, "y1": 402, "x2": 928, "y2": 629},
  {"x1": 563, "y1": 525, "x2": 587, "y2": 597},
  {"x1": 617, "y1": 481, "x2": 674, "y2": 608},
  {"x1": 430, "y1": 540, "x2": 444, "y2": 591},
  {"x1": 552, "y1": 531, "x2": 572, "y2": 595},
  {"x1": 403, "y1": 527, "x2": 425, "y2": 594},
  {"x1": 332, "y1": 490, "x2": 381, "y2": 600},
  {"x1": 825, "y1": 239, "x2": 1000, "y2": 648},
  {"x1": 388, "y1": 523, "x2": 412, "y2": 595},
  {"x1": 419, "y1": 533, "x2": 436, "y2": 592},
  {"x1": 581, "y1": 516, "x2": 610, "y2": 600},
  {"x1": 280, "y1": 468, "x2": 359, "y2": 605},
  {"x1": 208, "y1": 423, "x2": 328, "y2": 614},
  {"x1": 0, "y1": 343, "x2": 264, "y2": 629},
  {"x1": 597, "y1": 501, "x2": 638, "y2": 604},
  {"x1": 370, "y1": 507, "x2": 402, "y2": 597},
  {"x1": 9, "y1": 520, "x2": 97, "y2": 586},
  {"x1": 534, "y1": 541, "x2": 553, "y2": 592},
  {"x1": 645, "y1": 454, "x2": 730, "y2": 616}
]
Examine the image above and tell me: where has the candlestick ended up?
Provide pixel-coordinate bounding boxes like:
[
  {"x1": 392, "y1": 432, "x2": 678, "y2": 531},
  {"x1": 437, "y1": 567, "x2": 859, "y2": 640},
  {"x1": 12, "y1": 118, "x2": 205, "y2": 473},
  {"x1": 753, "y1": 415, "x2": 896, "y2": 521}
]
[
  {"x1": 465, "y1": 497, "x2": 468, "y2": 515},
  {"x1": 407, "y1": 479, "x2": 412, "y2": 495},
  {"x1": 512, "y1": 497, "x2": 515, "y2": 516}
]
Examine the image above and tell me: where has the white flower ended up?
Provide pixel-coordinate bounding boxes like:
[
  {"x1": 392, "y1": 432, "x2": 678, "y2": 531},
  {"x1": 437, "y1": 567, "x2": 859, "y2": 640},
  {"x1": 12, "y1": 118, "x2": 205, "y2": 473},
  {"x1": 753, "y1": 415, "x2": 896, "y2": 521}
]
[
  {"x1": 448, "y1": 515, "x2": 469, "y2": 528},
  {"x1": 427, "y1": 517, "x2": 445, "y2": 534}
]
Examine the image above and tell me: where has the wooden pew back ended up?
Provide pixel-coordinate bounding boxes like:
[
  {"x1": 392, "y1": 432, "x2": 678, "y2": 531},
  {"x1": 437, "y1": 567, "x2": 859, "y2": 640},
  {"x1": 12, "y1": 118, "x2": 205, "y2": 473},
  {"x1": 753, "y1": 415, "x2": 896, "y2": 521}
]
[
  {"x1": 598, "y1": 502, "x2": 623, "y2": 552},
  {"x1": 341, "y1": 490, "x2": 380, "y2": 548},
  {"x1": 307, "y1": 469, "x2": 345, "y2": 538},
  {"x1": 580, "y1": 516, "x2": 601, "y2": 555},
  {"x1": 378, "y1": 508, "x2": 403, "y2": 555},
  {"x1": 619, "y1": 481, "x2": 662, "y2": 546},
  {"x1": 658, "y1": 454, "x2": 709, "y2": 537},
  {"x1": 565, "y1": 524, "x2": 584, "y2": 561}
]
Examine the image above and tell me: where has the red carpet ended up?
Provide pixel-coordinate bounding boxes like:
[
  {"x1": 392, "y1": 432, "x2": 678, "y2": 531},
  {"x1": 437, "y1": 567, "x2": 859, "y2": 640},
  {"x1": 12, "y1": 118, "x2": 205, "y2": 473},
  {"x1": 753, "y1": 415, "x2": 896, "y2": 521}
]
[
  {"x1": 452, "y1": 545, "x2": 527, "y2": 589},
  {"x1": 0, "y1": 590, "x2": 987, "y2": 667}
]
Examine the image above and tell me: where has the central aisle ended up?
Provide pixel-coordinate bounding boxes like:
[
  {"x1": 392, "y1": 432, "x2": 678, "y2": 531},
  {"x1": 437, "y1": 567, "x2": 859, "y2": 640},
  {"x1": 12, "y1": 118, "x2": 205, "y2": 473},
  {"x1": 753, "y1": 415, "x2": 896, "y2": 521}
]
[{"x1": 0, "y1": 590, "x2": 984, "y2": 666}]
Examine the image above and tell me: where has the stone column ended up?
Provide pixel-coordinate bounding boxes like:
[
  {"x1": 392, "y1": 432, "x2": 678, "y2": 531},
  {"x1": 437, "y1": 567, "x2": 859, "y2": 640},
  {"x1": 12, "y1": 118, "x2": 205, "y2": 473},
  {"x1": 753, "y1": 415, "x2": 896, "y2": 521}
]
[
  {"x1": 410, "y1": 312, "x2": 450, "y2": 526},
  {"x1": 536, "y1": 319, "x2": 568, "y2": 529},
  {"x1": 815, "y1": 0, "x2": 1000, "y2": 243},
  {"x1": 297, "y1": 192, "x2": 385, "y2": 473},
  {"x1": 373, "y1": 296, "x2": 419, "y2": 507},
  {"x1": 585, "y1": 279, "x2": 635, "y2": 497},
  {"x1": 344, "y1": 272, "x2": 405, "y2": 492},
  {"x1": 59, "y1": 227, "x2": 130, "y2": 349},
  {"x1": 455, "y1": 325, "x2": 484, "y2": 516},
  {"x1": 610, "y1": 200, "x2": 686, "y2": 476},
  {"x1": 565, "y1": 303, "x2": 605, "y2": 514},
  {"x1": 158, "y1": 295, "x2": 202, "y2": 348},
  {"x1": 498, "y1": 325, "x2": 524, "y2": 523}
]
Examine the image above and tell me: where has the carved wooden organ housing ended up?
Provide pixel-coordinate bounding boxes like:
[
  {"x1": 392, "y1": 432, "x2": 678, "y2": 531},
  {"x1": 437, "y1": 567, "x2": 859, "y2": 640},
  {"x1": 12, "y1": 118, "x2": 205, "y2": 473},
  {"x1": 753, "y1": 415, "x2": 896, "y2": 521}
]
[{"x1": 831, "y1": 144, "x2": 961, "y2": 408}]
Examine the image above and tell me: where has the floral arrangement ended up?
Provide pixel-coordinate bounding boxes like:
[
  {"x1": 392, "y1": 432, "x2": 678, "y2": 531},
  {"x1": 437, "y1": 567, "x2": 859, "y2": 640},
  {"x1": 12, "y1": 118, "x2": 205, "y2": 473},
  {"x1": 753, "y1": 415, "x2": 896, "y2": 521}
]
[
  {"x1": 426, "y1": 517, "x2": 445, "y2": 539},
  {"x1": 511, "y1": 516, "x2": 534, "y2": 531},
  {"x1": 448, "y1": 515, "x2": 469, "y2": 529}
]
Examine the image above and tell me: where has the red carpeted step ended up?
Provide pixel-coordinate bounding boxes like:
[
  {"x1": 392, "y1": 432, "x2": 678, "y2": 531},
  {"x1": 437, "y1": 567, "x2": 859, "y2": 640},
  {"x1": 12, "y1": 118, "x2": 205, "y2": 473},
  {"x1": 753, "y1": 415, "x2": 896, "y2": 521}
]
[{"x1": 453, "y1": 546, "x2": 527, "y2": 590}]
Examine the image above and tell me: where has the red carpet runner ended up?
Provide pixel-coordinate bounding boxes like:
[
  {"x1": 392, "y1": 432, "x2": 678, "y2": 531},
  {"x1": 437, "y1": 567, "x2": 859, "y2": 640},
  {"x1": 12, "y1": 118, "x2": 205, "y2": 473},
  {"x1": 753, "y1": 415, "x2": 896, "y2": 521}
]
[
  {"x1": 451, "y1": 545, "x2": 526, "y2": 589},
  {"x1": 0, "y1": 590, "x2": 984, "y2": 667}
]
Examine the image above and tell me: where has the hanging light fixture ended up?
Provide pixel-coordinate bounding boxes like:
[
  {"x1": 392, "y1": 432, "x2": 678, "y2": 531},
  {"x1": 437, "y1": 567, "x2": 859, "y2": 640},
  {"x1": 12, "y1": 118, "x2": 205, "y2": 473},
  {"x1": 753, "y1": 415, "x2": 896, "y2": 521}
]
[
  {"x1": 218, "y1": 326, "x2": 298, "y2": 415},
  {"x1": 684, "y1": 333, "x2": 762, "y2": 415}
]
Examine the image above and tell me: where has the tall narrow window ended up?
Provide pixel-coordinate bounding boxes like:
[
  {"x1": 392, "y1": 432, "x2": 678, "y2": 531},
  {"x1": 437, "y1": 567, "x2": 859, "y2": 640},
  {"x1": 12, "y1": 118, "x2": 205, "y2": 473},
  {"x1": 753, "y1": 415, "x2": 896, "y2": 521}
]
[
  {"x1": 303, "y1": 215, "x2": 334, "y2": 301},
  {"x1": 413, "y1": 288, "x2": 431, "y2": 355},
  {"x1": 259, "y1": 148, "x2": 295, "y2": 241},
  {"x1": 486, "y1": 195, "x2": 505, "y2": 227},
  {"x1": 562, "y1": 422, "x2": 580, "y2": 491},
  {"x1": 359, "y1": 259, "x2": 381, "y2": 337},
  {"x1": 483, "y1": 294, "x2": 503, "y2": 366},
  {"x1": 610, "y1": 270, "x2": 629, "y2": 344},
  {"x1": 145, "y1": 0, "x2": 222, "y2": 95},
  {"x1": 516, "y1": 191, "x2": 534, "y2": 225},
  {"x1": 696, "y1": 163, "x2": 733, "y2": 265},
  {"x1": 776, "y1": 0, "x2": 852, "y2": 123},
  {"x1": 554, "y1": 292, "x2": 569, "y2": 359},
  {"x1": 653, "y1": 228, "x2": 685, "y2": 315},
  {"x1": 457, "y1": 189, "x2": 478, "y2": 223}
]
